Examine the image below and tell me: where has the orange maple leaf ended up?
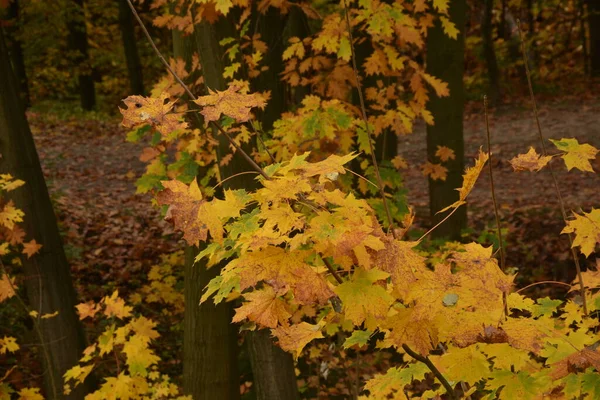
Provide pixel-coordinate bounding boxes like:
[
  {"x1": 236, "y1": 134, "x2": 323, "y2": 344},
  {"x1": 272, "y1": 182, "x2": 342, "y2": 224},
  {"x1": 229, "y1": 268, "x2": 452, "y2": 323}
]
[
  {"x1": 232, "y1": 286, "x2": 292, "y2": 329},
  {"x1": 435, "y1": 145, "x2": 456, "y2": 162},
  {"x1": 272, "y1": 322, "x2": 324, "y2": 359},
  {"x1": 22, "y1": 239, "x2": 42, "y2": 259},
  {"x1": 422, "y1": 162, "x2": 448, "y2": 181},
  {"x1": 120, "y1": 92, "x2": 188, "y2": 136},
  {"x1": 193, "y1": 85, "x2": 266, "y2": 123},
  {"x1": 509, "y1": 147, "x2": 552, "y2": 172}
]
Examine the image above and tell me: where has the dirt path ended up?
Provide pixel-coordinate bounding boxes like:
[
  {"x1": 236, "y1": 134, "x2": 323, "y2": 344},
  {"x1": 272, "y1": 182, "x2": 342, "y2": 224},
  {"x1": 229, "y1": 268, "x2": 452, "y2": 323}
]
[{"x1": 401, "y1": 99, "x2": 600, "y2": 217}]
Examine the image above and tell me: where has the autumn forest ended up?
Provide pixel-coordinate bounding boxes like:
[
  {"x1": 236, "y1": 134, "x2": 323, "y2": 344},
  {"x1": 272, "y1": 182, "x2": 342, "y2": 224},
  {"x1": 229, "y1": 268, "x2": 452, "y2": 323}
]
[{"x1": 1, "y1": 0, "x2": 600, "y2": 399}]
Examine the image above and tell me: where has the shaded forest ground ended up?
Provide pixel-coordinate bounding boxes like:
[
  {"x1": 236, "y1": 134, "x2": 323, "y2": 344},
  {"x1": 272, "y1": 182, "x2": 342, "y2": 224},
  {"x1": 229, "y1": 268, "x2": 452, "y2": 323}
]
[{"x1": 29, "y1": 96, "x2": 600, "y2": 302}]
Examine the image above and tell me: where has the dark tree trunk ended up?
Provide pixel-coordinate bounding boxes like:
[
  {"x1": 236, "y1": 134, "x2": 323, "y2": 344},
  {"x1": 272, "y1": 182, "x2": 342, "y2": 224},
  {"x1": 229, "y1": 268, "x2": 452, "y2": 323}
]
[
  {"x1": 498, "y1": 0, "x2": 507, "y2": 40},
  {"x1": 425, "y1": 0, "x2": 467, "y2": 240},
  {"x1": 0, "y1": 27, "x2": 95, "y2": 400},
  {"x1": 483, "y1": 0, "x2": 501, "y2": 104},
  {"x1": 118, "y1": 0, "x2": 144, "y2": 95},
  {"x1": 172, "y1": 23, "x2": 241, "y2": 400},
  {"x1": 590, "y1": 0, "x2": 600, "y2": 77},
  {"x1": 66, "y1": 0, "x2": 96, "y2": 110},
  {"x1": 245, "y1": 8, "x2": 300, "y2": 400},
  {"x1": 4, "y1": 0, "x2": 30, "y2": 107}
]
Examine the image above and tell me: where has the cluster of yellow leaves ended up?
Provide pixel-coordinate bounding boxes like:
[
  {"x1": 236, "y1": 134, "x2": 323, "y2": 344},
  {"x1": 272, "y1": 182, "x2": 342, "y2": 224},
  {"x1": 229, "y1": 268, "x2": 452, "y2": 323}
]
[{"x1": 66, "y1": 292, "x2": 189, "y2": 399}]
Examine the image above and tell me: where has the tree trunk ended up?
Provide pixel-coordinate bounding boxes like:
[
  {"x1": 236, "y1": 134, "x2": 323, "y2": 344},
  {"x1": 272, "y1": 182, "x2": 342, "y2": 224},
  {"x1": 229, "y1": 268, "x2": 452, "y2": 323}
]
[
  {"x1": 172, "y1": 24, "x2": 240, "y2": 400},
  {"x1": 482, "y1": 0, "x2": 501, "y2": 105},
  {"x1": 118, "y1": 0, "x2": 144, "y2": 95},
  {"x1": 0, "y1": 27, "x2": 94, "y2": 400},
  {"x1": 66, "y1": 0, "x2": 96, "y2": 110},
  {"x1": 245, "y1": 9, "x2": 300, "y2": 400},
  {"x1": 4, "y1": 0, "x2": 30, "y2": 108},
  {"x1": 425, "y1": 0, "x2": 467, "y2": 240},
  {"x1": 589, "y1": 0, "x2": 600, "y2": 77}
]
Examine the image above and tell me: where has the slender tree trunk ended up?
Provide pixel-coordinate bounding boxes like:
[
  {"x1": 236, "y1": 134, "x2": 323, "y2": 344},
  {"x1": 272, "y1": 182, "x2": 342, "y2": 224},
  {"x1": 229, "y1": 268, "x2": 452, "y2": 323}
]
[
  {"x1": 118, "y1": 0, "x2": 144, "y2": 95},
  {"x1": 0, "y1": 27, "x2": 95, "y2": 400},
  {"x1": 498, "y1": 0, "x2": 507, "y2": 40},
  {"x1": 425, "y1": 0, "x2": 467, "y2": 240},
  {"x1": 172, "y1": 23, "x2": 240, "y2": 400},
  {"x1": 246, "y1": 9, "x2": 300, "y2": 400},
  {"x1": 483, "y1": 0, "x2": 501, "y2": 104},
  {"x1": 4, "y1": 0, "x2": 30, "y2": 107},
  {"x1": 66, "y1": 0, "x2": 96, "y2": 110},
  {"x1": 589, "y1": 0, "x2": 600, "y2": 77}
]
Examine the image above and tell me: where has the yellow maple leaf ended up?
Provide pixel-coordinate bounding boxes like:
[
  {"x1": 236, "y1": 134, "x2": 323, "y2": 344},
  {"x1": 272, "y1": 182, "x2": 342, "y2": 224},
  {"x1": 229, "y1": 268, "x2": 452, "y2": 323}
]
[
  {"x1": 433, "y1": 345, "x2": 491, "y2": 385},
  {"x1": 120, "y1": 92, "x2": 188, "y2": 137},
  {"x1": 0, "y1": 200, "x2": 24, "y2": 230},
  {"x1": 421, "y1": 72, "x2": 449, "y2": 97},
  {"x1": 0, "y1": 174, "x2": 25, "y2": 192},
  {"x1": 550, "y1": 138, "x2": 599, "y2": 172},
  {"x1": 438, "y1": 148, "x2": 489, "y2": 213},
  {"x1": 435, "y1": 145, "x2": 456, "y2": 162},
  {"x1": 123, "y1": 334, "x2": 159, "y2": 376},
  {"x1": 432, "y1": 0, "x2": 449, "y2": 13},
  {"x1": 374, "y1": 238, "x2": 427, "y2": 300},
  {"x1": 0, "y1": 336, "x2": 19, "y2": 354},
  {"x1": 103, "y1": 291, "x2": 132, "y2": 320},
  {"x1": 226, "y1": 247, "x2": 335, "y2": 305},
  {"x1": 76, "y1": 301, "x2": 101, "y2": 320},
  {"x1": 16, "y1": 387, "x2": 43, "y2": 400},
  {"x1": 391, "y1": 155, "x2": 408, "y2": 170},
  {"x1": 272, "y1": 322, "x2": 324, "y2": 359},
  {"x1": 440, "y1": 16, "x2": 459, "y2": 39},
  {"x1": 193, "y1": 85, "x2": 266, "y2": 123},
  {"x1": 573, "y1": 268, "x2": 600, "y2": 289},
  {"x1": 129, "y1": 316, "x2": 160, "y2": 341},
  {"x1": 0, "y1": 274, "x2": 17, "y2": 303},
  {"x1": 156, "y1": 179, "x2": 223, "y2": 245},
  {"x1": 232, "y1": 286, "x2": 291, "y2": 329},
  {"x1": 382, "y1": 308, "x2": 438, "y2": 355},
  {"x1": 562, "y1": 209, "x2": 600, "y2": 257},
  {"x1": 22, "y1": 239, "x2": 42, "y2": 259},
  {"x1": 334, "y1": 268, "x2": 394, "y2": 329},
  {"x1": 422, "y1": 161, "x2": 448, "y2": 181},
  {"x1": 509, "y1": 147, "x2": 552, "y2": 172}
]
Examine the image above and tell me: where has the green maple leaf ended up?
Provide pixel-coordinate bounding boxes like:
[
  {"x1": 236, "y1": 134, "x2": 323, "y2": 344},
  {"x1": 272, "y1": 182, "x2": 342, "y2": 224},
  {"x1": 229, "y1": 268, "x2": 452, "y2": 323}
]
[
  {"x1": 343, "y1": 329, "x2": 372, "y2": 349},
  {"x1": 334, "y1": 268, "x2": 393, "y2": 329},
  {"x1": 487, "y1": 370, "x2": 549, "y2": 400}
]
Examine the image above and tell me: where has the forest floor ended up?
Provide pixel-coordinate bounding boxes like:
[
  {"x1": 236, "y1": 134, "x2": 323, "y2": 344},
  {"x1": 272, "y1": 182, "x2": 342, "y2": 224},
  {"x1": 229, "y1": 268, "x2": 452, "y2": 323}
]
[{"x1": 28, "y1": 95, "x2": 600, "y2": 299}]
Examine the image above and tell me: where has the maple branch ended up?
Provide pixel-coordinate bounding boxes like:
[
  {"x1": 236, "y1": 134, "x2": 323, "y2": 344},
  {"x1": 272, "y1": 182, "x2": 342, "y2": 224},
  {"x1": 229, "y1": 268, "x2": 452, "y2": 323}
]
[
  {"x1": 213, "y1": 171, "x2": 261, "y2": 190},
  {"x1": 343, "y1": 167, "x2": 379, "y2": 189},
  {"x1": 517, "y1": 21, "x2": 587, "y2": 315},
  {"x1": 417, "y1": 206, "x2": 459, "y2": 243},
  {"x1": 322, "y1": 257, "x2": 344, "y2": 285},
  {"x1": 516, "y1": 280, "x2": 573, "y2": 294},
  {"x1": 484, "y1": 96, "x2": 506, "y2": 271},
  {"x1": 401, "y1": 344, "x2": 458, "y2": 400},
  {"x1": 124, "y1": 0, "x2": 270, "y2": 181},
  {"x1": 342, "y1": 0, "x2": 396, "y2": 239}
]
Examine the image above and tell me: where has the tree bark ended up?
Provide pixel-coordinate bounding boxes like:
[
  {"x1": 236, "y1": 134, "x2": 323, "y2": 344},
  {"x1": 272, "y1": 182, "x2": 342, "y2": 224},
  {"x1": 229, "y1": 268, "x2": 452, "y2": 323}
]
[
  {"x1": 66, "y1": 0, "x2": 96, "y2": 110},
  {"x1": 4, "y1": 0, "x2": 30, "y2": 108},
  {"x1": 482, "y1": 0, "x2": 501, "y2": 105},
  {"x1": 589, "y1": 0, "x2": 600, "y2": 77},
  {"x1": 172, "y1": 23, "x2": 240, "y2": 400},
  {"x1": 425, "y1": 0, "x2": 467, "y2": 240},
  {"x1": 118, "y1": 0, "x2": 144, "y2": 95},
  {"x1": 0, "y1": 27, "x2": 94, "y2": 400},
  {"x1": 245, "y1": 9, "x2": 300, "y2": 400}
]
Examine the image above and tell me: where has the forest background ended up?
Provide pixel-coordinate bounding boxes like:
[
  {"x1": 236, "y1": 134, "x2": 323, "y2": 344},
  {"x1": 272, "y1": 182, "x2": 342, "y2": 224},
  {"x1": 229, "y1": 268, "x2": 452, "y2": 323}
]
[{"x1": 0, "y1": 0, "x2": 600, "y2": 399}]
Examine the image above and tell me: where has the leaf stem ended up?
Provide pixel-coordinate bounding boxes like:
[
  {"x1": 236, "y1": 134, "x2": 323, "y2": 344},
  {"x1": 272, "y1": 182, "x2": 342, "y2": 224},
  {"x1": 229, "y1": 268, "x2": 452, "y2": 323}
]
[
  {"x1": 341, "y1": 0, "x2": 396, "y2": 239},
  {"x1": 401, "y1": 344, "x2": 457, "y2": 400},
  {"x1": 322, "y1": 257, "x2": 344, "y2": 285},
  {"x1": 517, "y1": 21, "x2": 587, "y2": 315},
  {"x1": 483, "y1": 96, "x2": 505, "y2": 271},
  {"x1": 417, "y1": 207, "x2": 459, "y2": 243}
]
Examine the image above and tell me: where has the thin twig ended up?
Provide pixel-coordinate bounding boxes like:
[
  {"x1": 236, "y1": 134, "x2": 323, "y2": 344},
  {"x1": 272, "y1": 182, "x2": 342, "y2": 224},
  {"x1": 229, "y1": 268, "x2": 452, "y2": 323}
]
[
  {"x1": 517, "y1": 21, "x2": 587, "y2": 315},
  {"x1": 484, "y1": 96, "x2": 505, "y2": 271},
  {"x1": 417, "y1": 207, "x2": 459, "y2": 243},
  {"x1": 341, "y1": 0, "x2": 396, "y2": 239},
  {"x1": 516, "y1": 280, "x2": 573, "y2": 294},
  {"x1": 125, "y1": 0, "x2": 270, "y2": 180},
  {"x1": 212, "y1": 171, "x2": 261, "y2": 190},
  {"x1": 401, "y1": 344, "x2": 458, "y2": 400},
  {"x1": 322, "y1": 257, "x2": 344, "y2": 284}
]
